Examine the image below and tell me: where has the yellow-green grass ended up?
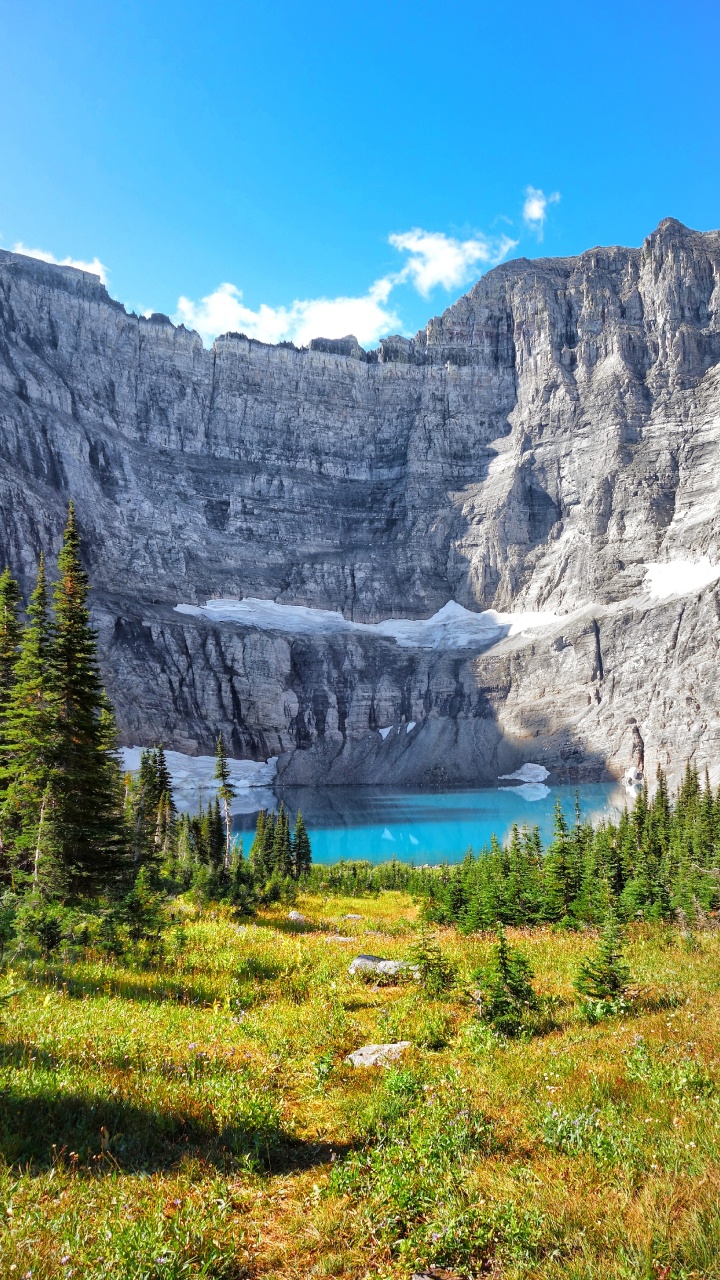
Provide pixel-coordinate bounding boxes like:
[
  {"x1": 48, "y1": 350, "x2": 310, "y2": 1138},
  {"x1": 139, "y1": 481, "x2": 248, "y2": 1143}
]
[{"x1": 2, "y1": 892, "x2": 720, "y2": 1278}]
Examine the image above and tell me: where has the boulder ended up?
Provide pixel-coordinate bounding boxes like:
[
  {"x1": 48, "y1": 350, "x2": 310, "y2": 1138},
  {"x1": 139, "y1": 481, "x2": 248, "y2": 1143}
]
[
  {"x1": 348, "y1": 954, "x2": 415, "y2": 979},
  {"x1": 287, "y1": 910, "x2": 307, "y2": 924},
  {"x1": 345, "y1": 1042, "x2": 412, "y2": 1067}
]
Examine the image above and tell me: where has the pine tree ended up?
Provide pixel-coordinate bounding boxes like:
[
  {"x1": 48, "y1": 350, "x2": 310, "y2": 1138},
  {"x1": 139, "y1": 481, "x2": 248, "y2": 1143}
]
[
  {"x1": 47, "y1": 504, "x2": 129, "y2": 894},
  {"x1": 213, "y1": 734, "x2": 236, "y2": 868},
  {"x1": 0, "y1": 557, "x2": 60, "y2": 887},
  {"x1": 574, "y1": 910, "x2": 631, "y2": 1001},
  {"x1": 291, "y1": 810, "x2": 312, "y2": 879},
  {"x1": 0, "y1": 567, "x2": 22, "y2": 733},
  {"x1": 479, "y1": 923, "x2": 539, "y2": 1036},
  {"x1": 271, "y1": 803, "x2": 293, "y2": 878}
]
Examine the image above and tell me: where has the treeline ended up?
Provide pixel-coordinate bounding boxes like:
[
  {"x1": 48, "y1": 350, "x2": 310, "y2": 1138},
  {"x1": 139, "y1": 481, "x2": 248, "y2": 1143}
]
[
  {"x1": 0, "y1": 505, "x2": 313, "y2": 940},
  {"x1": 422, "y1": 775, "x2": 720, "y2": 930}
]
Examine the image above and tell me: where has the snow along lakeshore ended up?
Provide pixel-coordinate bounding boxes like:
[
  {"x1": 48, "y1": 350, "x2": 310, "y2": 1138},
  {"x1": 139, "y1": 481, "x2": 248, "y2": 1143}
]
[
  {"x1": 174, "y1": 598, "x2": 559, "y2": 650},
  {"x1": 119, "y1": 748, "x2": 277, "y2": 816}
]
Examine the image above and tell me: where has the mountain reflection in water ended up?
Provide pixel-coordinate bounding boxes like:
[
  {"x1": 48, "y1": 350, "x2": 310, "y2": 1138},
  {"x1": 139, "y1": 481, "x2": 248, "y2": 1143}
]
[{"x1": 231, "y1": 782, "x2": 625, "y2": 865}]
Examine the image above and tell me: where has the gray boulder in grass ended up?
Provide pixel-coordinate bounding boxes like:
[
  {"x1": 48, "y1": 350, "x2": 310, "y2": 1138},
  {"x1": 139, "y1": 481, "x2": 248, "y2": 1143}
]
[
  {"x1": 348, "y1": 954, "x2": 415, "y2": 979},
  {"x1": 345, "y1": 1042, "x2": 412, "y2": 1067},
  {"x1": 287, "y1": 910, "x2": 306, "y2": 923}
]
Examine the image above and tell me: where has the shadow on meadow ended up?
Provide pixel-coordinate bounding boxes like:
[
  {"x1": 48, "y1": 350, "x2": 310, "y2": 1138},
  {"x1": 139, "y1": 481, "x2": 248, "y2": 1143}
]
[
  {"x1": 28, "y1": 966, "x2": 218, "y2": 1007},
  {"x1": 0, "y1": 1077, "x2": 346, "y2": 1175}
]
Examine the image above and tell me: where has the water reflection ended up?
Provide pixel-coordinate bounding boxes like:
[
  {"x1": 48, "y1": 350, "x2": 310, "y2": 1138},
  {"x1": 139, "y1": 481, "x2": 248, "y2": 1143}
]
[{"x1": 231, "y1": 783, "x2": 626, "y2": 865}]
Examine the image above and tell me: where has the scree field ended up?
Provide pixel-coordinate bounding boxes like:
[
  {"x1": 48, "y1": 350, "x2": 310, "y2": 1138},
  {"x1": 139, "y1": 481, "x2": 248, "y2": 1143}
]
[{"x1": 2, "y1": 892, "x2": 720, "y2": 1279}]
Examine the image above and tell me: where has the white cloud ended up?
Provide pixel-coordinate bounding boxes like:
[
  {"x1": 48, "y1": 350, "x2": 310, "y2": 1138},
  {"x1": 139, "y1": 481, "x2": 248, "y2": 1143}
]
[
  {"x1": 522, "y1": 187, "x2": 560, "y2": 238},
  {"x1": 11, "y1": 242, "x2": 109, "y2": 284},
  {"x1": 175, "y1": 226, "x2": 518, "y2": 349},
  {"x1": 175, "y1": 274, "x2": 401, "y2": 349},
  {"x1": 388, "y1": 228, "x2": 517, "y2": 296}
]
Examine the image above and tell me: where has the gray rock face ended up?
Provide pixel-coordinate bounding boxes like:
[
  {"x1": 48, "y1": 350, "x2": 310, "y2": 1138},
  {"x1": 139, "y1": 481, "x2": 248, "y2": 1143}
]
[{"x1": 1, "y1": 217, "x2": 720, "y2": 787}]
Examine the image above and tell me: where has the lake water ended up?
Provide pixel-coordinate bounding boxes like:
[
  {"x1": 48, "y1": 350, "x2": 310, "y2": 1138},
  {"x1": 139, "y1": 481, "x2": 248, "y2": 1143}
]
[{"x1": 231, "y1": 782, "x2": 626, "y2": 865}]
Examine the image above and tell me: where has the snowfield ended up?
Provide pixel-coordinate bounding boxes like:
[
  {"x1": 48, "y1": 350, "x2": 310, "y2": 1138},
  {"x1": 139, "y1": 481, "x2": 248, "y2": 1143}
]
[
  {"x1": 174, "y1": 597, "x2": 559, "y2": 650},
  {"x1": 119, "y1": 747, "x2": 277, "y2": 815},
  {"x1": 644, "y1": 557, "x2": 720, "y2": 600}
]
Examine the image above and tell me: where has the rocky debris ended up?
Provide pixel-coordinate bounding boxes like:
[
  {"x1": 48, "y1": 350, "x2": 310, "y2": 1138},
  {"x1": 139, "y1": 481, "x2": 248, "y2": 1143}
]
[
  {"x1": 345, "y1": 1042, "x2": 412, "y2": 1067},
  {"x1": 321, "y1": 935, "x2": 355, "y2": 943},
  {"x1": 343, "y1": 913, "x2": 363, "y2": 920},
  {"x1": 2, "y1": 220, "x2": 720, "y2": 789},
  {"x1": 348, "y1": 954, "x2": 416, "y2": 979},
  {"x1": 287, "y1": 910, "x2": 307, "y2": 923}
]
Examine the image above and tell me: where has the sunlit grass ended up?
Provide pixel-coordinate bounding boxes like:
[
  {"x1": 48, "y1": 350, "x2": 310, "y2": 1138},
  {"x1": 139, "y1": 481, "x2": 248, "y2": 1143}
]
[{"x1": 2, "y1": 894, "x2": 720, "y2": 1277}]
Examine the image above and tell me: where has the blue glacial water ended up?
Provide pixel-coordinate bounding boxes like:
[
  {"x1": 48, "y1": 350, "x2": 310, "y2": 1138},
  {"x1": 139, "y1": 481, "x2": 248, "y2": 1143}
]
[{"x1": 232, "y1": 782, "x2": 626, "y2": 865}]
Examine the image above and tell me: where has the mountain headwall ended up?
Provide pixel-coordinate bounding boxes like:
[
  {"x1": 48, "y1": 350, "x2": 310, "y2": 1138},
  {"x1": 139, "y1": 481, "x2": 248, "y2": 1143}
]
[{"x1": 1, "y1": 218, "x2": 719, "y2": 787}]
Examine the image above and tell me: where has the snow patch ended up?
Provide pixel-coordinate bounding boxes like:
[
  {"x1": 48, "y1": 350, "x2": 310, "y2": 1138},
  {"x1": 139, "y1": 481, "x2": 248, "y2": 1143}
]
[
  {"x1": 644, "y1": 557, "x2": 720, "y2": 600},
  {"x1": 175, "y1": 597, "x2": 559, "y2": 651},
  {"x1": 499, "y1": 763, "x2": 550, "y2": 784},
  {"x1": 379, "y1": 726, "x2": 393, "y2": 740},
  {"x1": 406, "y1": 721, "x2": 416, "y2": 733},
  {"x1": 119, "y1": 747, "x2": 277, "y2": 816},
  {"x1": 381, "y1": 827, "x2": 395, "y2": 841},
  {"x1": 408, "y1": 834, "x2": 419, "y2": 846}
]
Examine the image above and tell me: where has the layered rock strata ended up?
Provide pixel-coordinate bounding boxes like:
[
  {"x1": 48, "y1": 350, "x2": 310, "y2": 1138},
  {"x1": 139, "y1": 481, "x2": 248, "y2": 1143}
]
[{"x1": 1, "y1": 217, "x2": 719, "y2": 787}]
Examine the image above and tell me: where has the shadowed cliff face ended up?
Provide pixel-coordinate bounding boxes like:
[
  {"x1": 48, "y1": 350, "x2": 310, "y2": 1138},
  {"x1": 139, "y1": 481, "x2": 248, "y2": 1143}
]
[{"x1": 1, "y1": 217, "x2": 719, "y2": 787}]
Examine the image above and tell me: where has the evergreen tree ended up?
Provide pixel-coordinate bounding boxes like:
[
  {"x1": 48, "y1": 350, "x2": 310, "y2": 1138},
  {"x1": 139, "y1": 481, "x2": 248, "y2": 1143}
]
[
  {"x1": 271, "y1": 803, "x2": 293, "y2": 878},
  {"x1": 0, "y1": 568, "x2": 22, "y2": 733},
  {"x1": 574, "y1": 911, "x2": 631, "y2": 1001},
  {"x1": 291, "y1": 809, "x2": 312, "y2": 879},
  {"x1": 479, "y1": 923, "x2": 539, "y2": 1036},
  {"x1": 47, "y1": 503, "x2": 129, "y2": 894},
  {"x1": 213, "y1": 734, "x2": 236, "y2": 867},
  {"x1": 0, "y1": 557, "x2": 60, "y2": 887},
  {"x1": 543, "y1": 800, "x2": 580, "y2": 922}
]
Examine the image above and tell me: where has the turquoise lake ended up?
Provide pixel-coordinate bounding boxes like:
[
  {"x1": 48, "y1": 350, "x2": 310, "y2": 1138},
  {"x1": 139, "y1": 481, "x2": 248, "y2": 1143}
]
[{"x1": 232, "y1": 782, "x2": 626, "y2": 865}]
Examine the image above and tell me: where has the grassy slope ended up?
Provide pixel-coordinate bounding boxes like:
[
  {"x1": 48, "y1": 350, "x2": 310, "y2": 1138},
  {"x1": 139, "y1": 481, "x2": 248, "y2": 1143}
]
[{"x1": 1, "y1": 892, "x2": 720, "y2": 1279}]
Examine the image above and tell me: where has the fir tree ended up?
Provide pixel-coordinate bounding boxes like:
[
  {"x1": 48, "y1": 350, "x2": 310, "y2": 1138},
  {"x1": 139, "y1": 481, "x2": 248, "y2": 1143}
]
[
  {"x1": 0, "y1": 557, "x2": 60, "y2": 887},
  {"x1": 479, "y1": 923, "x2": 539, "y2": 1036},
  {"x1": 213, "y1": 734, "x2": 236, "y2": 867},
  {"x1": 271, "y1": 803, "x2": 293, "y2": 878},
  {"x1": 0, "y1": 568, "x2": 22, "y2": 733},
  {"x1": 574, "y1": 911, "x2": 631, "y2": 1001},
  {"x1": 48, "y1": 503, "x2": 129, "y2": 893},
  {"x1": 291, "y1": 810, "x2": 312, "y2": 879}
]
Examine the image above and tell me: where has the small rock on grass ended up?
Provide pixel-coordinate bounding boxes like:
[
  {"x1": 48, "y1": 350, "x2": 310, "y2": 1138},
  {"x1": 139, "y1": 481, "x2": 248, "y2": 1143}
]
[
  {"x1": 343, "y1": 913, "x2": 362, "y2": 920},
  {"x1": 348, "y1": 954, "x2": 415, "y2": 978},
  {"x1": 322, "y1": 935, "x2": 355, "y2": 943},
  {"x1": 287, "y1": 910, "x2": 306, "y2": 923},
  {"x1": 345, "y1": 1042, "x2": 412, "y2": 1067}
]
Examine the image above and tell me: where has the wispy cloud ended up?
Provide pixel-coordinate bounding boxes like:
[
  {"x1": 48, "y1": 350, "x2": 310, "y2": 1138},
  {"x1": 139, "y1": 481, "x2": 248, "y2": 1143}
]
[
  {"x1": 11, "y1": 242, "x2": 109, "y2": 284},
  {"x1": 176, "y1": 227, "x2": 518, "y2": 348},
  {"x1": 522, "y1": 187, "x2": 560, "y2": 238}
]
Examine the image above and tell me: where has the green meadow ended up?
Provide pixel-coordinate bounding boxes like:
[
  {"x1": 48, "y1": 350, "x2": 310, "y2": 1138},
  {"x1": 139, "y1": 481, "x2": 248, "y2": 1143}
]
[{"x1": 2, "y1": 891, "x2": 720, "y2": 1280}]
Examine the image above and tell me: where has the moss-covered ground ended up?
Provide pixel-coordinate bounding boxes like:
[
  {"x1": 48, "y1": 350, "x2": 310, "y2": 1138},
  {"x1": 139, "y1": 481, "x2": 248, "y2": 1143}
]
[{"x1": 2, "y1": 891, "x2": 720, "y2": 1278}]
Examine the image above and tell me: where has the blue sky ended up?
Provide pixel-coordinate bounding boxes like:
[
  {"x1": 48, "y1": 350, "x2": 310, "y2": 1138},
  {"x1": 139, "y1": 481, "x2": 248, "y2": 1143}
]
[{"x1": 1, "y1": 0, "x2": 718, "y2": 347}]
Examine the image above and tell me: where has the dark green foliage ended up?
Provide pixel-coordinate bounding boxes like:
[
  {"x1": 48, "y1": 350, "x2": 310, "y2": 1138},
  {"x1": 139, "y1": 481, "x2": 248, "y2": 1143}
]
[
  {"x1": 0, "y1": 567, "x2": 22, "y2": 737},
  {"x1": 477, "y1": 924, "x2": 539, "y2": 1036},
  {"x1": 47, "y1": 503, "x2": 129, "y2": 893},
  {"x1": 0, "y1": 557, "x2": 60, "y2": 888},
  {"x1": 15, "y1": 897, "x2": 67, "y2": 955},
  {"x1": 407, "y1": 922, "x2": 455, "y2": 996},
  {"x1": 292, "y1": 810, "x2": 312, "y2": 878},
  {"x1": 574, "y1": 911, "x2": 631, "y2": 1003}
]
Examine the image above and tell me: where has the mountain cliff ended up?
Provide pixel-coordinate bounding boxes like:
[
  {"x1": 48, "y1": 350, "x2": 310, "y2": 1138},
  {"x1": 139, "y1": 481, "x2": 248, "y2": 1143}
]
[{"x1": 1, "y1": 217, "x2": 719, "y2": 787}]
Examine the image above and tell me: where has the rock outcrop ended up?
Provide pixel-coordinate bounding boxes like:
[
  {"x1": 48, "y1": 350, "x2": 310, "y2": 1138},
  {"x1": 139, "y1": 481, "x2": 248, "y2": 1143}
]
[{"x1": 1, "y1": 217, "x2": 719, "y2": 787}]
